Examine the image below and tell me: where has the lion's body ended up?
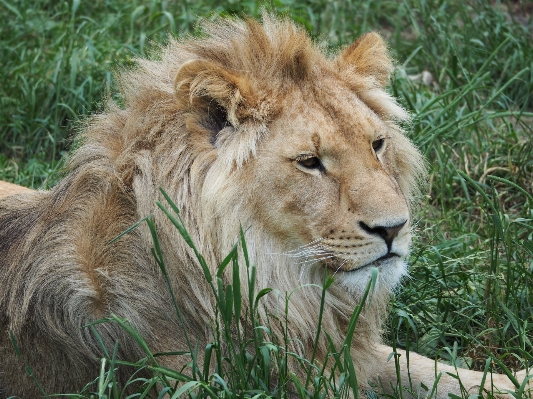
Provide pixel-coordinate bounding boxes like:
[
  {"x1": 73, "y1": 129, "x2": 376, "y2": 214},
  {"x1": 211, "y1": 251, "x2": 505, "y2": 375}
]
[
  {"x1": 0, "y1": 180, "x2": 31, "y2": 197},
  {"x1": 0, "y1": 15, "x2": 528, "y2": 398}
]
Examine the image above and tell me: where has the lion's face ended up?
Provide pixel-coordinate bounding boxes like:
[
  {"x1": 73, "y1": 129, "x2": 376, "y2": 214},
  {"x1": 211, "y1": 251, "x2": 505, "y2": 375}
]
[
  {"x1": 174, "y1": 25, "x2": 425, "y2": 295},
  {"x1": 243, "y1": 81, "x2": 411, "y2": 291}
]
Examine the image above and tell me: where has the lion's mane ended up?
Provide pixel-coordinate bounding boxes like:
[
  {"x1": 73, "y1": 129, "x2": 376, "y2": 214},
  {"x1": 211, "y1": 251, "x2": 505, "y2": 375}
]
[{"x1": 0, "y1": 14, "x2": 426, "y2": 396}]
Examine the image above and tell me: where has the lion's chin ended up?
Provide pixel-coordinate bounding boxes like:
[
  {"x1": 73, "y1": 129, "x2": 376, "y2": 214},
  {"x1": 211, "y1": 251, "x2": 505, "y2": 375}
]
[{"x1": 328, "y1": 256, "x2": 408, "y2": 297}]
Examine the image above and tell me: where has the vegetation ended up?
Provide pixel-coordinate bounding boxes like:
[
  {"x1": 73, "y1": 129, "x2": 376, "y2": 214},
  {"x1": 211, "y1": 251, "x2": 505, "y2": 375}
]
[{"x1": 1, "y1": 0, "x2": 532, "y2": 397}]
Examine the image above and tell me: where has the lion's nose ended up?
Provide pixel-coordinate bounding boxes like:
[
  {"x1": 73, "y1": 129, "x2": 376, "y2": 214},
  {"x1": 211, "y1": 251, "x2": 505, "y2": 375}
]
[{"x1": 359, "y1": 220, "x2": 407, "y2": 251}]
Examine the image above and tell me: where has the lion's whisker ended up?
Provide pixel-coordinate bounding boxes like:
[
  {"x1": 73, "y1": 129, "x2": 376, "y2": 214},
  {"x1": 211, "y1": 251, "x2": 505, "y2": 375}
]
[
  {"x1": 333, "y1": 260, "x2": 348, "y2": 276},
  {"x1": 270, "y1": 240, "x2": 329, "y2": 259},
  {"x1": 283, "y1": 238, "x2": 324, "y2": 253},
  {"x1": 296, "y1": 254, "x2": 336, "y2": 266},
  {"x1": 288, "y1": 249, "x2": 329, "y2": 258}
]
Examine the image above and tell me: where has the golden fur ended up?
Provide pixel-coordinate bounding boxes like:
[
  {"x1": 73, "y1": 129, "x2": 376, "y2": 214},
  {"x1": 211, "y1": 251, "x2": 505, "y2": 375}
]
[
  {"x1": 0, "y1": 15, "x2": 529, "y2": 398},
  {"x1": 0, "y1": 180, "x2": 31, "y2": 197}
]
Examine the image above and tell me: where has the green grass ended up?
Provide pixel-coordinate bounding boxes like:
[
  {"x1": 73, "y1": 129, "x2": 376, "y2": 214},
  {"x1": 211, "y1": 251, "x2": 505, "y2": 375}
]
[{"x1": 1, "y1": 0, "x2": 532, "y2": 397}]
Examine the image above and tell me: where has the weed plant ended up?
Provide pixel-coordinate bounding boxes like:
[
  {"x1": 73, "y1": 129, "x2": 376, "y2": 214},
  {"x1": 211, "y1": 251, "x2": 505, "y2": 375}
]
[{"x1": 1, "y1": 0, "x2": 532, "y2": 397}]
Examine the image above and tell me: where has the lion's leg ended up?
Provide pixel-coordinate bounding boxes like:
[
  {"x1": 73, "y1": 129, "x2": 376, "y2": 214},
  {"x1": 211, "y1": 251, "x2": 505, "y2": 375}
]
[
  {"x1": 374, "y1": 344, "x2": 531, "y2": 398},
  {"x1": 0, "y1": 326, "x2": 100, "y2": 398}
]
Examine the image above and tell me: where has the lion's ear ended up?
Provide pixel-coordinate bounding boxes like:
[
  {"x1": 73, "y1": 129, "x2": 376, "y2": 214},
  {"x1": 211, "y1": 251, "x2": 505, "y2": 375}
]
[
  {"x1": 174, "y1": 59, "x2": 272, "y2": 166},
  {"x1": 338, "y1": 32, "x2": 393, "y2": 87},
  {"x1": 337, "y1": 33, "x2": 408, "y2": 121},
  {"x1": 174, "y1": 59, "x2": 253, "y2": 128}
]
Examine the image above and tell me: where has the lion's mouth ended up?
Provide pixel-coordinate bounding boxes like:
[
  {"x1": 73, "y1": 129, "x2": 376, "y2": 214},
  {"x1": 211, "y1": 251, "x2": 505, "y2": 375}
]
[
  {"x1": 286, "y1": 241, "x2": 403, "y2": 273},
  {"x1": 376, "y1": 252, "x2": 400, "y2": 261},
  {"x1": 322, "y1": 252, "x2": 400, "y2": 273}
]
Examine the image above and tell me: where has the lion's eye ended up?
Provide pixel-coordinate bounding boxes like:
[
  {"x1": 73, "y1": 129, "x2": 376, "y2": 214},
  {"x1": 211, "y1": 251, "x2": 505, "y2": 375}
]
[
  {"x1": 372, "y1": 138, "x2": 384, "y2": 152},
  {"x1": 298, "y1": 156, "x2": 323, "y2": 170}
]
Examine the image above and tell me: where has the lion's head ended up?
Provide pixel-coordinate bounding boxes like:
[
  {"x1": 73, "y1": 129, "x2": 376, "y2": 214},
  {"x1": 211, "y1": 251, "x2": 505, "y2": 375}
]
[{"x1": 163, "y1": 15, "x2": 426, "y2": 292}]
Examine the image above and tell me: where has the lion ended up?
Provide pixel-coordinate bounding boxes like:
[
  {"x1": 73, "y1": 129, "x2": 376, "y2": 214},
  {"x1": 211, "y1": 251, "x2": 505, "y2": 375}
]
[{"x1": 0, "y1": 14, "x2": 529, "y2": 398}]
